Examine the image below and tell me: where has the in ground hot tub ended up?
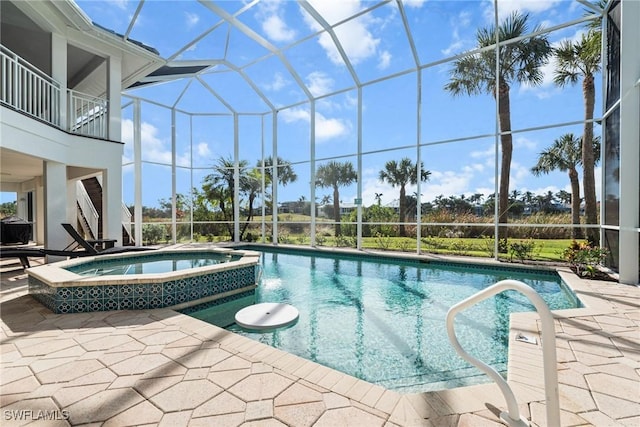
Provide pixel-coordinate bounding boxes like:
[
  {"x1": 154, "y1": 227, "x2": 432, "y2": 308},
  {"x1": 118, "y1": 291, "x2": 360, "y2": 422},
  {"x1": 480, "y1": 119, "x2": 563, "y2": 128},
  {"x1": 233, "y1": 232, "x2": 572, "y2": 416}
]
[{"x1": 27, "y1": 248, "x2": 260, "y2": 314}]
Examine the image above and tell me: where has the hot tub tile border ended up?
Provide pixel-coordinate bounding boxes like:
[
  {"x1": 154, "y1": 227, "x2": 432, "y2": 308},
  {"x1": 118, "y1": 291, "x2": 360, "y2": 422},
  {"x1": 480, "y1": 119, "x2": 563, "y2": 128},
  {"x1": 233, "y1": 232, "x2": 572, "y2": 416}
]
[{"x1": 28, "y1": 264, "x2": 258, "y2": 314}]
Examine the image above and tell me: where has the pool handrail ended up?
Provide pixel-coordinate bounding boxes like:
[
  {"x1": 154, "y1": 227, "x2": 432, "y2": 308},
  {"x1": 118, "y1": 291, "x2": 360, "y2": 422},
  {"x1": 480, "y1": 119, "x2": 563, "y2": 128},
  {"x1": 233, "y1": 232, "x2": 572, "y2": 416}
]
[{"x1": 445, "y1": 279, "x2": 560, "y2": 427}]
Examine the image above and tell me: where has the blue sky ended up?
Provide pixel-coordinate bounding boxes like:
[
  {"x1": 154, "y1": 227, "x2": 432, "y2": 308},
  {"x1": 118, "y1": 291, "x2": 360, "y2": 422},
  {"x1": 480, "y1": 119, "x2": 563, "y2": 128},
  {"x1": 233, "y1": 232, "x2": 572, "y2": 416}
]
[{"x1": 2, "y1": 0, "x2": 603, "y2": 209}]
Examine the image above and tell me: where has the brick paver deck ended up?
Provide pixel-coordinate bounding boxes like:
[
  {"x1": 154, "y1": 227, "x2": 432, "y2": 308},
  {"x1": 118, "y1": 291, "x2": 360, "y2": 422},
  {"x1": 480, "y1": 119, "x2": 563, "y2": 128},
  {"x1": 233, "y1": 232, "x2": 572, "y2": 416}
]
[{"x1": 1, "y1": 253, "x2": 638, "y2": 426}]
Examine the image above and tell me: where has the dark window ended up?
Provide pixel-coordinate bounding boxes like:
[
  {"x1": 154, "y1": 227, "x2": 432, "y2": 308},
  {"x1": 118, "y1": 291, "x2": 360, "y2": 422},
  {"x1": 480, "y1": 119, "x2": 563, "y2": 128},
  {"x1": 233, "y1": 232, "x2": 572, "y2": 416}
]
[
  {"x1": 603, "y1": 229, "x2": 619, "y2": 271},
  {"x1": 603, "y1": 108, "x2": 620, "y2": 226},
  {"x1": 605, "y1": 0, "x2": 621, "y2": 110}
]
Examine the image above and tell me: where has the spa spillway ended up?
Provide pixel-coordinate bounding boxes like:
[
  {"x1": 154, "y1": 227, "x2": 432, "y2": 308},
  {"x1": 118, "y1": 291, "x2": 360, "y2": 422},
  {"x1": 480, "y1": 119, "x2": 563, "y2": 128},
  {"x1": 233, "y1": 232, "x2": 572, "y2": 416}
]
[{"x1": 27, "y1": 248, "x2": 260, "y2": 314}]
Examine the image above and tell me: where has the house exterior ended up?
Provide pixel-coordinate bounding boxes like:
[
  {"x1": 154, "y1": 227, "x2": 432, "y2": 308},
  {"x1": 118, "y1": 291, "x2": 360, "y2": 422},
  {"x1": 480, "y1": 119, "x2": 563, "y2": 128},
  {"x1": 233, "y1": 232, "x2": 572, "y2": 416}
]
[{"x1": 0, "y1": 0, "x2": 162, "y2": 251}]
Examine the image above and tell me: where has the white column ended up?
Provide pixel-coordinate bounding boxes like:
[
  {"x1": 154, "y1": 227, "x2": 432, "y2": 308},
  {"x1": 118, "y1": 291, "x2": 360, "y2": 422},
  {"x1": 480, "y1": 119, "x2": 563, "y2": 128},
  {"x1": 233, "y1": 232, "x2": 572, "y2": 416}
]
[
  {"x1": 171, "y1": 108, "x2": 177, "y2": 244},
  {"x1": 134, "y1": 99, "x2": 143, "y2": 245},
  {"x1": 51, "y1": 34, "x2": 67, "y2": 130},
  {"x1": 107, "y1": 55, "x2": 122, "y2": 141},
  {"x1": 43, "y1": 161, "x2": 67, "y2": 258},
  {"x1": 618, "y1": 0, "x2": 640, "y2": 285},
  {"x1": 272, "y1": 113, "x2": 278, "y2": 243},
  {"x1": 233, "y1": 113, "x2": 240, "y2": 242},
  {"x1": 356, "y1": 88, "x2": 363, "y2": 250},
  {"x1": 310, "y1": 101, "x2": 316, "y2": 246},
  {"x1": 102, "y1": 160, "x2": 123, "y2": 246}
]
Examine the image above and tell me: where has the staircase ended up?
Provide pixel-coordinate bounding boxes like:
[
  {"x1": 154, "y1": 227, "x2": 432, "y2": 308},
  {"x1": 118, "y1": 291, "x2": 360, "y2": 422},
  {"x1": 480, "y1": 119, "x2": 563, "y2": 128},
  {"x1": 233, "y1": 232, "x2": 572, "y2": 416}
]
[
  {"x1": 81, "y1": 177, "x2": 103, "y2": 238},
  {"x1": 78, "y1": 178, "x2": 134, "y2": 245}
]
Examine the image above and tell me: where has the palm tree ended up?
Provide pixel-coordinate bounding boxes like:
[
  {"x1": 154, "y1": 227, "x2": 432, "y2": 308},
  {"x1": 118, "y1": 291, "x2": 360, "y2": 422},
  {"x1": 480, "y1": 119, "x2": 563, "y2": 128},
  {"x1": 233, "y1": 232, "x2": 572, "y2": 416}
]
[
  {"x1": 202, "y1": 156, "x2": 249, "y2": 239},
  {"x1": 256, "y1": 156, "x2": 297, "y2": 215},
  {"x1": 378, "y1": 158, "x2": 430, "y2": 237},
  {"x1": 316, "y1": 161, "x2": 357, "y2": 236},
  {"x1": 554, "y1": 30, "x2": 601, "y2": 244},
  {"x1": 374, "y1": 193, "x2": 383, "y2": 206},
  {"x1": 258, "y1": 156, "x2": 298, "y2": 187},
  {"x1": 239, "y1": 168, "x2": 263, "y2": 240},
  {"x1": 445, "y1": 12, "x2": 552, "y2": 242},
  {"x1": 556, "y1": 190, "x2": 572, "y2": 206},
  {"x1": 531, "y1": 133, "x2": 600, "y2": 238}
]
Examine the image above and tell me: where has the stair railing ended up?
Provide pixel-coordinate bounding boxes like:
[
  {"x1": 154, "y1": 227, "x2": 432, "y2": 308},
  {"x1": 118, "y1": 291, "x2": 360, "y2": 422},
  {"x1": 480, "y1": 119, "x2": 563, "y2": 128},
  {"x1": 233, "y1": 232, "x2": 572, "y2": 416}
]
[
  {"x1": 446, "y1": 279, "x2": 560, "y2": 427},
  {"x1": 94, "y1": 175, "x2": 134, "y2": 244},
  {"x1": 75, "y1": 181, "x2": 99, "y2": 239},
  {"x1": 121, "y1": 202, "x2": 133, "y2": 243}
]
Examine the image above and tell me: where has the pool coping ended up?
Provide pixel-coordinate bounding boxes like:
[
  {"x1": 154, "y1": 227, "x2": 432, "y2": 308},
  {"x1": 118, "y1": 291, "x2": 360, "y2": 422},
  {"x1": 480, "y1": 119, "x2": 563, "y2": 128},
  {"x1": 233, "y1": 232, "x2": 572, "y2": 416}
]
[
  {"x1": 2, "y1": 244, "x2": 638, "y2": 425},
  {"x1": 26, "y1": 247, "x2": 261, "y2": 287}
]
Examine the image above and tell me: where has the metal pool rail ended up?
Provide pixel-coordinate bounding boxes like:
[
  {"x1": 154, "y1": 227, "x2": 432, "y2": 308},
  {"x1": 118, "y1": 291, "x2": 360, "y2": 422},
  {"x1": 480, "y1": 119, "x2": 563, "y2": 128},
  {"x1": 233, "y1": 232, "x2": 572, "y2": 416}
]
[{"x1": 446, "y1": 279, "x2": 560, "y2": 427}]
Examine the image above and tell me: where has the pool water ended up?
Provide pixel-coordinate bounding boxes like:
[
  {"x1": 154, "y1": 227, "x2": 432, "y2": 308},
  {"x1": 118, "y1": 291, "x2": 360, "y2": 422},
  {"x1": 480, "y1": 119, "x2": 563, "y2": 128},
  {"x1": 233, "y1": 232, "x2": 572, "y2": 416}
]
[
  {"x1": 189, "y1": 248, "x2": 581, "y2": 392},
  {"x1": 66, "y1": 252, "x2": 239, "y2": 276}
]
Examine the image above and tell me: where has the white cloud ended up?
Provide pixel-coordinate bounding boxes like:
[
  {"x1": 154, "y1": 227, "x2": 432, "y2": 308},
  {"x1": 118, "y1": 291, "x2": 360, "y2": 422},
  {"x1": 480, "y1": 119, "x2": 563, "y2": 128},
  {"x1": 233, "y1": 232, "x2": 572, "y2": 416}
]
[
  {"x1": 423, "y1": 170, "x2": 475, "y2": 202},
  {"x1": 110, "y1": 0, "x2": 128, "y2": 11},
  {"x1": 303, "y1": 0, "x2": 380, "y2": 65},
  {"x1": 121, "y1": 119, "x2": 192, "y2": 167},
  {"x1": 441, "y1": 40, "x2": 465, "y2": 57},
  {"x1": 360, "y1": 177, "x2": 396, "y2": 206},
  {"x1": 462, "y1": 163, "x2": 486, "y2": 173},
  {"x1": 256, "y1": 0, "x2": 296, "y2": 42},
  {"x1": 263, "y1": 72, "x2": 288, "y2": 92},
  {"x1": 442, "y1": 11, "x2": 473, "y2": 57},
  {"x1": 483, "y1": 0, "x2": 562, "y2": 22},
  {"x1": 185, "y1": 12, "x2": 199, "y2": 28},
  {"x1": 279, "y1": 107, "x2": 350, "y2": 141},
  {"x1": 317, "y1": 114, "x2": 349, "y2": 140},
  {"x1": 280, "y1": 108, "x2": 309, "y2": 124},
  {"x1": 306, "y1": 71, "x2": 334, "y2": 97},
  {"x1": 262, "y1": 15, "x2": 296, "y2": 42},
  {"x1": 378, "y1": 50, "x2": 392, "y2": 70},
  {"x1": 514, "y1": 136, "x2": 537, "y2": 150},
  {"x1": 196, "y1": 142, "x2": 211, "y2": 158},
  {"x1": 470, "y1": 144, "x2": 496, "y2": 159},
  {"x1": 402, "y1": 0, "x2": 427, "y2": 8},
  {"x1": 520, "y1": 28, "x2": 587, "y2": 98}
]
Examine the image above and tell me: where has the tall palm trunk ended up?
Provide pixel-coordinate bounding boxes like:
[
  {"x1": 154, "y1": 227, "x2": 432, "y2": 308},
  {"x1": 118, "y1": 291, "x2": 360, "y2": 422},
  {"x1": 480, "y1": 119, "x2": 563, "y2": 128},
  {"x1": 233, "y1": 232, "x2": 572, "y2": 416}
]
[
  {"x1": 582, "y1": 74, "x2": 598, "y2": 245},
  {"x1": 399, "y1": 185, "x2": 407, "y2": 237},
  {"x1": 333, "y1": 186, "x2": 341, "y2": 236},
  {"x1": 569, "y1": 167, "x2": 581, "y2": 239},
  {"x1": 497, "y1": 81, "x2": 513, "y2": 246},
  {"x1": 240, "y1": 194, "x2": 256, "y2": 240}
]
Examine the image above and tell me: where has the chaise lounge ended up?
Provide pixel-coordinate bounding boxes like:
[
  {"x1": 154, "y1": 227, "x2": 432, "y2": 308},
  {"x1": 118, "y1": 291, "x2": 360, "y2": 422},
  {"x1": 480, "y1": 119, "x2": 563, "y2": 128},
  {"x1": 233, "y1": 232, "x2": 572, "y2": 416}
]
[{"x1": 0, "y1": 224, "x2": 153, "y2": 269}]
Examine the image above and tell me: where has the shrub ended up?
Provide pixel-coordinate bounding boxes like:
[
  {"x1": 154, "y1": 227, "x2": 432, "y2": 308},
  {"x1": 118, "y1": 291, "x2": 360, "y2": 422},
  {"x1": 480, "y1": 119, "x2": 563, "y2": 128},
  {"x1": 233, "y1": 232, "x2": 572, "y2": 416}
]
[
  {"x1": 398, "y1": 238, "x2": 411, "y2": 252},
  {"x1": 563, "y1": 240, "x2": 608, "y2": 278},
  {"x1": 508, "y1": 239, "x2": 537, "y2": 263},
  {"x1": 142, "y1": 223, "x2": 165, "y2": 244},
  {"x1": 375, "y1": 233, "x2": 392, "y2": 250},
  {"x1": 450, "y1": 239, "x2": 471, "y2": 256}
]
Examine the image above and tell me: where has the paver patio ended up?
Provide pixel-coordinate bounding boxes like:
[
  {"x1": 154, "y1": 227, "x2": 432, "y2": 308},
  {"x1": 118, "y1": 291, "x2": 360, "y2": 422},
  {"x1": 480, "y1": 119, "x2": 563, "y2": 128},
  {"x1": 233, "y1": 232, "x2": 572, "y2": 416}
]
[{"x1": 1, "y1": 253, "x2": 638, "y2": 426}]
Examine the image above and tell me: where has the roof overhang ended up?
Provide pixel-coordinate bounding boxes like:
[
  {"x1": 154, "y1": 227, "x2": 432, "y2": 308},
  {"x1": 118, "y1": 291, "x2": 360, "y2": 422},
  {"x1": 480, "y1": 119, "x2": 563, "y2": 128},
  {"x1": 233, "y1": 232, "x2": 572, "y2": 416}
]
[{"x1": 11, "y1": 0, "x2": 165, "y2": 89}]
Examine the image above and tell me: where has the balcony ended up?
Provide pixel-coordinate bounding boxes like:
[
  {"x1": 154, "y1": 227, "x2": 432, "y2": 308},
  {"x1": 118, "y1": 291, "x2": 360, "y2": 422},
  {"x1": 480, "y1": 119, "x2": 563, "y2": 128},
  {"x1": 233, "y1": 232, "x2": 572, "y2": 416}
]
[{"x1": 1, "y1": 45, "x2": 109, "y2": 140}]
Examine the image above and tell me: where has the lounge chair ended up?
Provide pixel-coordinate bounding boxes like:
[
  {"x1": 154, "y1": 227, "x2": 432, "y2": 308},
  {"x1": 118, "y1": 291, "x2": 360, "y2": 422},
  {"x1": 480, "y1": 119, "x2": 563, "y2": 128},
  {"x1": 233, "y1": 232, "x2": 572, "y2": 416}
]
[
  {"x1": 0, "y1": 247, "x2": 89, "y2": 269},
  {"x1": 0, "y1": 225, "x2": 153, "y2": 269},
  {"x1": 61, "y1": 223, "x2": 153, "y2": 255}
]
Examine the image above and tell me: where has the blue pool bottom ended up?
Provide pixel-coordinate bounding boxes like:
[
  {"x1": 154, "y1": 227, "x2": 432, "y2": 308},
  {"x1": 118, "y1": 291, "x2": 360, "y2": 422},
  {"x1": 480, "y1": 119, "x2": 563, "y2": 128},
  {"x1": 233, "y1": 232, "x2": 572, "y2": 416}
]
[{"x1": 185, "y1": 247, "x2": 581, "y2": 393}]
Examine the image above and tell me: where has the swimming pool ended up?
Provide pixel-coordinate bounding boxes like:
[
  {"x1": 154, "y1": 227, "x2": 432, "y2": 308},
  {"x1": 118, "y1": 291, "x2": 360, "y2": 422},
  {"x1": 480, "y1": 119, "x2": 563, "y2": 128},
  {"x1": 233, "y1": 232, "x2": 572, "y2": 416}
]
[{"x1": 186, "y1": 247, "x2": 581, "y2": 393}]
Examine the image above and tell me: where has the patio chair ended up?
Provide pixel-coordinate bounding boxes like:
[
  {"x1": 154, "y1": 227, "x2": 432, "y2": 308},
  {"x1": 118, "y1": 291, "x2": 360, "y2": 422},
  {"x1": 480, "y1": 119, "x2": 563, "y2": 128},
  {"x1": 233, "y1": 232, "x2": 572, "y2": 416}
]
[
  {"x1": 61, "y1": 223, "x2": 153, "y2": 254},
  {"x1": 0, "y1": 225, "x2": 153, "y2": 269},
  {"x1": 0, "y1": 247, "x2": 89, "y2": 269},
  {"x1": 61, "y1": 223, "x2": 117, "y2": 252}
]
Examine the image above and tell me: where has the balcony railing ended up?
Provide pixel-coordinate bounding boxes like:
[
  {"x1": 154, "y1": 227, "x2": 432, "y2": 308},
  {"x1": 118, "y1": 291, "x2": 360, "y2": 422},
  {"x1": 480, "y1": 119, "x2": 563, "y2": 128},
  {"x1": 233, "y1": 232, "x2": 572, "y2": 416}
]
[
  {"x1": 1, "y1": 45, "x2": 61, "y2": 126},
  {"x1": 1, "y1": 45, "x2": 108, "y2": 139},
  {"x1": 68, "y1": 89, "x2": 108, "y2": 139}
]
